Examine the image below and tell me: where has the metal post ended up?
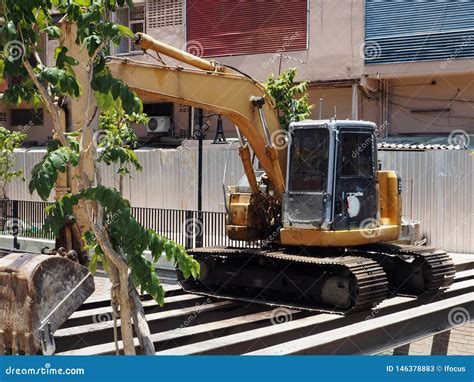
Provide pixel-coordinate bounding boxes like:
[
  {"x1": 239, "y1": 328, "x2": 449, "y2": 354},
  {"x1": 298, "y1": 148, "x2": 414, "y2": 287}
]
[
  {"x1": 431, "y1": 330, "x2": 451, "y2": 355},
  {"x1": 185, "y1": 210, "x2": 193, "y2": 250},
  {"x1": 196, "y1": 108, "x2": 204, "y2": 248},
  {"x1": 319, "y1": 98, "x2": 323, "y2": 119},
  {"x1": 188, "y1": 106, "x2": 194, "y2": 139},
  {"x1": 12, "y1": 200, "x2": 20, "y2": 250},
  {"x1": 392, "y1": 344, "x2": 410, "y2": 355}
]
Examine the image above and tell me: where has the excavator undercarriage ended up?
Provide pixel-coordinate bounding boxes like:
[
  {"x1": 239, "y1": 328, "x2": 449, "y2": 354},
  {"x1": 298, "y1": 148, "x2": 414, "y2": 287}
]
[{"x1": 179, "y1": 244, "x2": 455, "y2": 313}]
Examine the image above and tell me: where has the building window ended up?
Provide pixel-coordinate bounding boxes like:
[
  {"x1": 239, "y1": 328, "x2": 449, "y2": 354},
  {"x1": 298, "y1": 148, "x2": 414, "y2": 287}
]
[
  {"x1": 186, "y1": 0, "x2": 308, "y2": 57},
  {"x1": 115, "y1": 4, "x2": 146, "y2": 55},
  {"x1": 143, "y1": 103, "x2": 174, "y2": 117},
  {"x1": 11, "y1": 109, "x2": 44, "y2": 126},
  {"x1": 364, "y1": 0, "x2": 474, "y2": 64},
  {"x1": 147, "y1": 0, "x2": 183, "y2": 29}
]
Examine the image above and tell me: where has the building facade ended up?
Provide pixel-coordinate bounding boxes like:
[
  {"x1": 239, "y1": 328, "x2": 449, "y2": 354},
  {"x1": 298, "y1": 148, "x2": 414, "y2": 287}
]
[{"x1": 1, "y1": 0, "x2": 473, "y2": 145}]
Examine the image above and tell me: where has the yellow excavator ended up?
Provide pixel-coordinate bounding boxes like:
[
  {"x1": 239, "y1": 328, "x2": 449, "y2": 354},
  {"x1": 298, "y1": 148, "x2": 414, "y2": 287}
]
[
  {"x1": 0, "y1": 32, "x2": 456, "y2": 354},
  {"x1": 113, "y1": 33, "x2": 456, "y2": 313}
]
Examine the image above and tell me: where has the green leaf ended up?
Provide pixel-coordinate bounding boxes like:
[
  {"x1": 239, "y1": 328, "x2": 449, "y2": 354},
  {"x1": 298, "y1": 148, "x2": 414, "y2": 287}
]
[
  {"x1": 116, "y1": 24, "x2": 134, "y2": 38},
  {"x1": 29, "y1": 146, "x2": 79, "y2": 200},
  {"x1": 94, "y1": 91, "x2": 115, "y2": 111},
  {"x1": 89, "y1": 252, "x2": 98, "y2": 275},
  {"x1": 43, "y1": 26, "x2": 60, "y2": 39}
]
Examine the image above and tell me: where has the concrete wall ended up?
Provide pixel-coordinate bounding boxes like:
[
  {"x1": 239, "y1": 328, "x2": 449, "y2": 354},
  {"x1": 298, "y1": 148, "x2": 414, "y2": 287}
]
[
  {"x1": 384, "y1": 74, "x2": 474, "y2": 135},
  {"x1": 1, "y1": 0, "x2": 473, "y2": 141},
  {"x1": 211, "y1": 0, "x2": 366, "y2": 83}
]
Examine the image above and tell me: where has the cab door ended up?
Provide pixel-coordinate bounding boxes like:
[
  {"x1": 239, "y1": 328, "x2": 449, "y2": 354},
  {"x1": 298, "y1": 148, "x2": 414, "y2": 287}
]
[{"x1": 333, "y1": 129, "x2": 378, "y2": 230}]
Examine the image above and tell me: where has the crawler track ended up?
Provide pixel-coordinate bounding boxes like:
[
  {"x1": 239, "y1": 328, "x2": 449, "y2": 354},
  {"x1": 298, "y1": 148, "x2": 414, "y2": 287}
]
[
  {"x1": 179, "y1": 247, "x2": 388, "y2": 313},
  {"x1": 353, "y1": 243, "x2": 456, "y2": 296}
]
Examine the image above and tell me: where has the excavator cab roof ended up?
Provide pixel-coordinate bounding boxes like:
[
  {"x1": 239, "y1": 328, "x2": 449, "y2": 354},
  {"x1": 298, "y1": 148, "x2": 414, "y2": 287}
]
[{"x1": 289, "y1": 119, "x2": 377, "y2": 131}]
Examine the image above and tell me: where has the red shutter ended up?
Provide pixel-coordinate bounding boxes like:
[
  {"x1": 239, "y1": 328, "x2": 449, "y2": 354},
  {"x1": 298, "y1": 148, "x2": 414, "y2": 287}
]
[{"x1": 186, "y1": 0, "x2": 307, "y2": 57}]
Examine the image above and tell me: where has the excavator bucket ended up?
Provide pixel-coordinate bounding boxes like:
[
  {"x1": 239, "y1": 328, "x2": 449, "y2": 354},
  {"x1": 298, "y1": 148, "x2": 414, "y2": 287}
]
[{"x1": 0, "y1": 253, "x2": 94, "y2": 354}]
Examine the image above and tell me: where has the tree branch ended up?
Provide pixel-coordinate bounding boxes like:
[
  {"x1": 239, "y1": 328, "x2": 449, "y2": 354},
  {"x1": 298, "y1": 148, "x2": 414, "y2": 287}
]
[{"x1": 23, "y1": 60, "x2": 69, "y2": 148}]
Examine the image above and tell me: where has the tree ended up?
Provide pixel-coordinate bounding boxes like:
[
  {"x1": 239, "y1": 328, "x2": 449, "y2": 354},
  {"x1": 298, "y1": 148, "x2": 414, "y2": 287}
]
[
  {"x1": 0, "y1": 1, "x2": 199, "y2": 355},
  {"x1": 96, "y1": 110, "x2": 146, "y2": 194},
  {"x1": 0, "y1": 127, "x2": 25, "y2": 199},
  {"x1": 264, "y1": 68, "x2": 312, "y2": 130}
]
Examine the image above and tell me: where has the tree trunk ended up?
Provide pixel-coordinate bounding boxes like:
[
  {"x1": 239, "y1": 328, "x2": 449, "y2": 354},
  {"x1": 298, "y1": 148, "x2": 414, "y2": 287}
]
[
  {"x1": 129, "y1": 277, "x2": 155, "y2": 355},
  {"x1": 117, "y1": 265, "x2": 136, "y2": 355}
]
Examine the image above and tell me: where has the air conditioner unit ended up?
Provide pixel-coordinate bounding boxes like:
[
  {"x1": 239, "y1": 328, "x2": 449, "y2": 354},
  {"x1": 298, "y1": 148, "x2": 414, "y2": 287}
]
[{"x1": 147, "y1": 116, "x2": 171, "y2": 134}]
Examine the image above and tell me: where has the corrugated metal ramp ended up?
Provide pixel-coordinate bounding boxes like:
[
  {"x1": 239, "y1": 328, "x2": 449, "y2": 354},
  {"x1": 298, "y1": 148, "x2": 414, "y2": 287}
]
[{"x1": 55, "y1": 254, "x2": 473, "y2": 355}]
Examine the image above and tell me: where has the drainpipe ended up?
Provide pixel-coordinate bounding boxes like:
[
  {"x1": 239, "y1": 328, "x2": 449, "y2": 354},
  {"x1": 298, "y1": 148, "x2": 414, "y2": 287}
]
[
  {"x1": 351, "y1": 81, "x2": 359, "y2": 120},
  {"x1": 196, "y1": 108, "x2": 203, "y2": 248}
]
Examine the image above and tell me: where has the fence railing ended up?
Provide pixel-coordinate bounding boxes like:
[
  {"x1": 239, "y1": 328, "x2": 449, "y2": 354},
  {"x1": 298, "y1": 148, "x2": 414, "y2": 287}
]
[
  {"x1": 0, "y1": 199, "x2": 259, "y2": 250},
  {"x1": 0, "y1": 199, "x2": 54, "y2": 246}
]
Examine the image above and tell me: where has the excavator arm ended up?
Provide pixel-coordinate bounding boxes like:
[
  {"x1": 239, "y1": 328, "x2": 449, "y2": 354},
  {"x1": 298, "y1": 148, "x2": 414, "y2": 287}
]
[{"x1": 107, "y1": 33, "x2": 286, "y2": 197}]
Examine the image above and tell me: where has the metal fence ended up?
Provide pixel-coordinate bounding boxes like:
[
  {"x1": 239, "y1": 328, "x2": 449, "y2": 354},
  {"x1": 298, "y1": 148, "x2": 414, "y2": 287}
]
[
  {"x1": 0, "y1": 199, "x2": 257, "y2": 250},
  {"x1": 378, "y1": 150, "x2": 474, "y2": 254},
  {"x1": 4, "y1": 147, "x2": 474, "y2": 253},
  {"x1": 131, "y1": 207, "x2": 259, "y2": 249},
  {"x1": 0, "y1": 199, "x2": 54, "y2": 245}
]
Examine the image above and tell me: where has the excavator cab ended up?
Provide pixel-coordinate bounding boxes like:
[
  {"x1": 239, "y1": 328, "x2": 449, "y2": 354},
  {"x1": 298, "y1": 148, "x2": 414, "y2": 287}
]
[{"x1": 280, "y1": 120, "x2": 401, "y2": 247}]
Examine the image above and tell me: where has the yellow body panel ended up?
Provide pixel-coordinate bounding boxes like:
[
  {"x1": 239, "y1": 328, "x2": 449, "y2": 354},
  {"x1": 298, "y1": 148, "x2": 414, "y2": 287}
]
[
  {"x1": 377, "y1": 170, "x2": 402, "y2": 227},
  {"x1": 280, "y1": 225, "x2": 400, "y2": 247}
]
